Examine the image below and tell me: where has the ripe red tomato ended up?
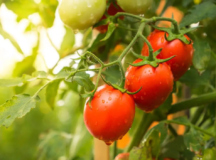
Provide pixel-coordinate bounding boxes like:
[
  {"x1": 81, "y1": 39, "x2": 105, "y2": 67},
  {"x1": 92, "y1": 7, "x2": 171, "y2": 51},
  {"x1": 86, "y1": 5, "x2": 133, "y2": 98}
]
[
  {"x1": 125, "y1": 59, "x2": 173, "y2": 112},
  {"x1": 142, "y1": 30, "x2": 194, "y2": 81},
  {"x1": 84, "y1": 85, "x2": 135, "y2": 145},
  {"x1": 115, "y1": 153, "x2": 130, "y2": 160},
  {"x1": 95, "y1": 2, "x2": 124, "y2": 33}
]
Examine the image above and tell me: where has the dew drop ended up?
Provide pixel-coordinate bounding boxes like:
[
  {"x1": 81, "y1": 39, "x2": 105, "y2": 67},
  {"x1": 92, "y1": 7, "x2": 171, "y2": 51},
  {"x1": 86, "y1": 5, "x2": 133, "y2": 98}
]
[
  {"x1": 141, "y1": 96, "x2": 144, "y2": 100},
  {"x1": 102, "y1": 100, "x2": 105, "y2": 103},
  {"x1": 105, "y1": 141, "x2": 113, "y2": 145},
  {"x1": 95, "y1": 122, "x2": 98, "y2": 126},
  {"x1": 119, "y1": 136, "x2": 123, "y2": 140},
  {"x1": 99, "y1": 136, "x2": 103, "y2": 140},
  {"x1": 108, "y1": 97, "x2": 112, "y2": 101}
]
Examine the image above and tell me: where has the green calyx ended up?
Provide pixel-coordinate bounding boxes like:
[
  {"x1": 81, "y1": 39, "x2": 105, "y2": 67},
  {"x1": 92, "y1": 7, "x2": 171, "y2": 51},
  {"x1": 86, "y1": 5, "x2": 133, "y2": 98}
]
[
  {"x1": 101, "y1": 76, "x2": 141, "y2": 95},
  {"x1": 152, "y1": 25, "x2": 197, "y2": 45},
  {"x1": 128, "y1": 49, "x2": 175, "y2": 68}
]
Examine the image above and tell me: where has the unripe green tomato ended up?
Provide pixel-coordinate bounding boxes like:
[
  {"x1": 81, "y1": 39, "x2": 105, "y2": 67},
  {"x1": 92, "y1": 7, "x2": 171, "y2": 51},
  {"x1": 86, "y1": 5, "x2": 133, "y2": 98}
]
[
  {"x1": 58, "y1": 0, "x2": 106, "y2": 30},
  {"x1": 117, "y1": 0, "x2": 152, "y2": 14}
]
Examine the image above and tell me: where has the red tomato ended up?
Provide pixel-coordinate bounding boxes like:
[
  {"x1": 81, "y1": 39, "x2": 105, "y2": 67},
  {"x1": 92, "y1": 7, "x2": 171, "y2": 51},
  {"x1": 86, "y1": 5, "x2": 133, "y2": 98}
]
[
  {"x1": 95, "y1": 2, "x2": 124, "y2": 33},
  {"x1": 115, "y1": 153, "x2": 130, "y2": 160},
  {"x1": 142, "y1": 30, "x2": 194, "y2": 81},
  {"x1": 125, "y1": 59, "x2": 173, "y2": 112},
  {"x1": 84, "y1": 85, "x2": 135, "y2": 145}
]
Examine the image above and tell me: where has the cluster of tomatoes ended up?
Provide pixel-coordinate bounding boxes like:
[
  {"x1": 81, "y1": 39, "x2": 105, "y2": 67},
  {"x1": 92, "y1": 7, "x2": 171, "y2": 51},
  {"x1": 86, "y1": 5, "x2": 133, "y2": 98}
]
[{"x1": 58, "y1": 0, "x2": 194, "y2": 156}]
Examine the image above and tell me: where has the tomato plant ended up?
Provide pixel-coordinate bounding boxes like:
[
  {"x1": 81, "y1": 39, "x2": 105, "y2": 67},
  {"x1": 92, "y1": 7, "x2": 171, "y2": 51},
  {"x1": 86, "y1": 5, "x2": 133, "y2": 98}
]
[
  {"x1": 117, "y1": 0, "x2": 152, "y2": 14},
  {"x1": 95, "y1": 2, "x2": 124, "y2": 33},
  {"x1": 142, "y1": 30, "x2": 194, "y2": 81},
  {"x1": 58, "y1": 0, "x2": 106, "y2": 30},
  {"x1": 84, "y1": 85, "x2": 135, "y2": 145},
  {"x1": 125, "y1": 59, "x2": 173, "y2": 112},
  {"x1": 0, "y1": 0, "x2": 216, "y2": 160}
]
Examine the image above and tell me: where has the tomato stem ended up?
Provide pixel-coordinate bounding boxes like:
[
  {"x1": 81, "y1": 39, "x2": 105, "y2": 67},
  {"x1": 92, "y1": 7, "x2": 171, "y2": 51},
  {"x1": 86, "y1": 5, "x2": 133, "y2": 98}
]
[
  {"x1": 139, "y1": 34, "x2": 154, "y2": 61},
  {"x1": 125, "y1": 112, "x2": 155, "y2": 152},
  {"x1": 168, "y1": 91, "x2": 216, "y2": 114},
  {"x1": 113, "y1": 141, "x2": 117, "y2": 159}
]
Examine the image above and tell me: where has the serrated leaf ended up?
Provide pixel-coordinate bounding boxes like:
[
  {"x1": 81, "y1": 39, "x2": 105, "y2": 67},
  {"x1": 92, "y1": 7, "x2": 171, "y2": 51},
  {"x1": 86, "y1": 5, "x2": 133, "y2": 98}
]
[
  {"x1": 0, "y1": 24, "x2": 24, "y2": 55},
  {"x1": 184, "y1": 128, "x2": 205, "y2": 155},
  {"x1": 193, "y1": 39, "x2": 211, "y2": 71},
  {"x1": 67, "y1": 72, "x2": 95, "y2": 92},
  {"x1": 101, "y1": 23, "x2": 116, "y2": 41},
  {"x1": 180, "y1": 1, "x2": 216, "y2": 27},
  {"x1": 59, "y1": 26, "x2": 75, "y2": 56},
  {"x1": 46, "y1": 80, "x2": 61, "y2": 109},
  {"x1": 0, "y1": 94, "x2": 40, "y2": 127},
  {"x1": 37, "y1": 130, "x2": 72, "y2": 160}
]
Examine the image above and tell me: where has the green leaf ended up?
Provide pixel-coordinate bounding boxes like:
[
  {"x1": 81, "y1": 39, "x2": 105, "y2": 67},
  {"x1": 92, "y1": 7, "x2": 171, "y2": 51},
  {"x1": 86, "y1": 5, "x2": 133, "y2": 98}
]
[
  {"x1": 179, "y1": 67, "x2": 211, "y2": 87},
  {"x1": 0, "y1": 24, "x2": 24, "y2": 55},
  {"x1": 0, "y1": 94, "x2": 40, "y2": 127},
  {"x1": 37, "y1": 130, "x2": 72, "y2": 160},
  {"x1": 67, "y1": 72, "x2": 95, "y2": 92},
  {"x1": 101, "y1": 23, "x2": 116, "y2": 41},
  {"x1": 180, "y1": 1, "x2": 216, "y2": 27},
  {"x1": 45, "y1": 80, "x2": 61, "y2": 109},
  {"x1": 103, "y1": 65, "x2": 121, "y2": 85},
  {"x1": 203, "y1": 148, "x2": 216, "y2": 160},
  {"x1": 184, "y1": 128, "x2": 205, "y2": 155},
  {"x1": 59, "y1": 26, "x2": 75, "y2": 56},
  {"x1": 0, "y1": 78, "x2": 23, "y2": 87},
  {"x1": 39, "y1": 0, "x2": 58, "y2": 28},
  {"x1": 193, "y1": 39, "x2": 212, "y2": 71},
  {"x1": 4, "y1": 0, "x2": 38, "y2": 19}
]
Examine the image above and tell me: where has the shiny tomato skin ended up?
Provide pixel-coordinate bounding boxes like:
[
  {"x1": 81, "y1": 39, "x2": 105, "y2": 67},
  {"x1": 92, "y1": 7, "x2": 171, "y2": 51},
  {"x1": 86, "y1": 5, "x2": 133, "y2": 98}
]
[
  {"x1": 117, "y1": 0, "x2": 152, "y2": 14},
  {"x1": 142, "y1": 30, "x2": 194, "y2": 81},
  {"x1": 125, "y1": 59, "x2": 174, "y2": 112},
  {"x1": 95, "y1": 2, "x2": 124, "y2": 33},
  {"x1": 84, "y1": 85, "x2": 135, "y2": 145},
  {"x1": 58, "y1": 0, "x2": 106, "y2": 30}
]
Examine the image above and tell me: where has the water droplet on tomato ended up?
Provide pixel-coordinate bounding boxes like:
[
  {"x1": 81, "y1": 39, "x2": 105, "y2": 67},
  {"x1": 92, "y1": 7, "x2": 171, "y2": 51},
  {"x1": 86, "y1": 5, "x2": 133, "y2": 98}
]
[
  {"x1": 144, "y1": 92, "x2": 146, "y2": 95},
  {"x1": 97, "y1": 94, "x2": 101, "y2": 98},
  {"x1": 160, "y1": 82, "x2": 162, "y2": 84},
  {"x1": 119, "y1": 136, "x2": 123, "y2": 140},
  {"x1": 95, "y1": 122, "x2": 98, "y2": 126},
  {"x1": 105, "y1": 141, "x2": 113, "y2": 145},
  {"x1": 102, "y1": 100, "x2": 105, "y2": 103},
  {"x1": 141, "y1": 96, "x2": 144, "y2": 100},
  {"x1": 124, "y1": 119, "x2": 128, "y2": 124},
  {"x1": 73, "y1": 29, "x2": 79, "y2": 34},
  {"x1": 99, "y1": 136, "x2": 103, "y2": 140},
  {"x1": 108, "y1": 97, "x2": 112, "y2": 101}
]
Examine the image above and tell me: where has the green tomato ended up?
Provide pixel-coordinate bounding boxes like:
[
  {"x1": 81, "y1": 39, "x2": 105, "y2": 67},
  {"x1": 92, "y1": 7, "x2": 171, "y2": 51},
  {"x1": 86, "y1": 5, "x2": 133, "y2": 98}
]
[
  {"x1": 117, "y1": 0, "x2": 152, "y2": 15},
  {"x1": 58, "y1": 0, "x2": 106, "y2": 30}
]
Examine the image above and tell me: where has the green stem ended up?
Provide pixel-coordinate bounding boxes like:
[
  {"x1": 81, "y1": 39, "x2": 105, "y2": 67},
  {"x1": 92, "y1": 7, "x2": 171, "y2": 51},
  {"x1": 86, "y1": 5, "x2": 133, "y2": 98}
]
[
  {"x1": 125, "y1": 113, "x2": 155, "y2": 152},
  {"x1": 168, "y1": 91, "x2": 216, "y2": 114},
  {"x1": 93, "y1": 68, "x2": 103, "y2": 93},
  {"x1": 33, "y1": 81, "x2": 50, "y2": 97},
  {"x1": 86, "y1": 51, "x2": 105, "y2": 66},
  {"x1": 119, "y1": 62, "x2": 126, "y2": 88},
  {"x1": 113, "y1": 141, "x2": 117, "y2": 159},
  {"x1": 118, "y1": 22, "x2": 146, "y2": 60},
  {"x1": 114, "y1": 12, "x2": 143, "y2": 21},
  {"x1": 168, "y1": 124, "x2": 178, "y2": 137},
  {"x1": 151, "y1": 17, "x2": 180, "y2": 34},
  {"x1": 139, "y1": 34, "x2": 154, "y2": 61}
]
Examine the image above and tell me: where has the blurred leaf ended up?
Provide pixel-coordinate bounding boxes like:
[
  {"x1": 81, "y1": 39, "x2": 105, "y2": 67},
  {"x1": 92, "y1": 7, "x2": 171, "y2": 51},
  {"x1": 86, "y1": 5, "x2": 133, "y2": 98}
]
[
  {"x1": 184, "y1": 128, "x2": 205, "y2": 155},
  {"x1": 101, "y1": 23, "x2": 116, "y2": 41},
  {"x1": 0, "y1": 78, "x2": 23, "y2": 87},
  {"x1": 0, "y1": 71, "x2": 48, "y2": 88},
  {"x1": 203, "y1": 148, "x2": 216, "y2": 160},
  {"x1": 180, "y1": 1, "x2": 216, "y2": 27},
  {"x1": 67, "y1": 72, "x2": 95, "y2": 92},
  {"x1": 166, "y1": 116, "x2": 191, "y2": 126},
  {"x1": 4, "y1": 0, "x2": 38, "y2": 19},
  {"x1": 161, "y1": 136, "x2": 194, "y2": 159},
  {"x1": 37, "y1": 130, "x2": 72, "y2": 160},
  {"x1": 179, "y1": 67, "x2": 211, "y2": 87},
  {"x1": 69, "y1": 116, "x2": 93, "y2": 159},
  {"x1": 0, "y1": 94, "x2": 40, "y2": 127},
  {"x1": 39, "y1": 0, "x2": 58, "y2": 28},
  {"x1": 0, "y1": 24, "x2": 24, "y2": 55},
  {"x1": 46, "y1": 80, "x2": 61, "y2": 109},
  {"x1": 193, "y1": 39, "x2": 211, "y2": 71},
  {"x1": 103, "y1": 65, "x2": 121, "y2": 85},
  {"x1": 59, "y1": 26, "x2": 75, "y2": 56}
]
